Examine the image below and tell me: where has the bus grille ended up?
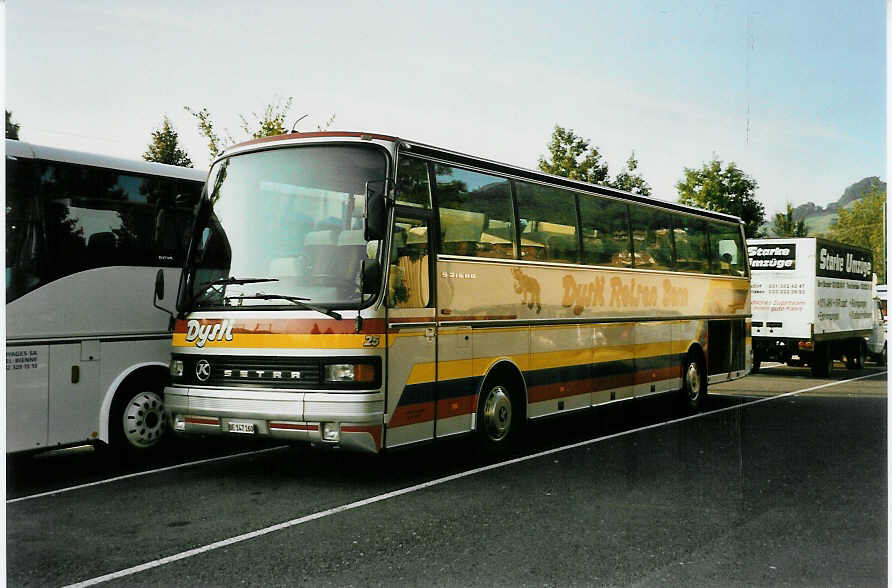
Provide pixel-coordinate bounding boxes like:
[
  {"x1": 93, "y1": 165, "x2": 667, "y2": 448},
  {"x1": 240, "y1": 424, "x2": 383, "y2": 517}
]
[{"x1": 172, "y1": 354, "x2": 322, "y2": 389}]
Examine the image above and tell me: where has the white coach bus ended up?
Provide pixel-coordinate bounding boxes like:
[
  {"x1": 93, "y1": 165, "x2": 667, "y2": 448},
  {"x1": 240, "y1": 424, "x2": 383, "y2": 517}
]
[
  {"x1": 163, "y1": 131, "x2": 751, "y2": 454},
  {"x1": 6, "y1": 140, "x2": 205, "y2": 454}
]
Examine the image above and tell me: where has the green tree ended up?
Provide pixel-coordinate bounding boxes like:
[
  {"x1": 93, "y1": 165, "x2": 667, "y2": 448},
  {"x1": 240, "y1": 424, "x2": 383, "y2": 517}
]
[
  {"x1": 184, "y1": 106, "x2": 229, "y2": 160},
  {"x1": 829, "y1": 181, "x2": 886, "y2": 282},
  {"x1": 676, "y1": 158, "x2": 766, "y2": 238},
  {"x1": 143, "y1": 115, "x2": 193, "y2": 167},
  {"x1": 771, "y1": 202, "x2": 808, "y2": 237},
  {"x1": 610, "y1": 151, "x2": 651, "y2": 196},
  {"x1": 186, "y1": 98, "x2": 335, "y2": 161},
  {"x1": 6, "y1": 110, "x2": 20, "y2": 139},
  {"x1": 538, "y1": 125, "x2": 609, "y2": 184}
]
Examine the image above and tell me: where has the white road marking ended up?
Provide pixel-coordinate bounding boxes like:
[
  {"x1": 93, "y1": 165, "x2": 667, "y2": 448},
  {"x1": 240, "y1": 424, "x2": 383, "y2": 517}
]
[
  {"x1": 60, "y1": 369, "x2": 886, "y2": 588},
  {"x1": 7, "y1": 446, "x2": 287, "y2": 504}
]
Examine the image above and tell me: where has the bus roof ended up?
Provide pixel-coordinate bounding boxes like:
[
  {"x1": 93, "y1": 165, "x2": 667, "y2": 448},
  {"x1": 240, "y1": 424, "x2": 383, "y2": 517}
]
[
  {"x1": 6, "y1": 139, "x2": 207, "y2": 182},
  {"x1": 221, "y1": 131, "x2": 744, "y2": 225}
]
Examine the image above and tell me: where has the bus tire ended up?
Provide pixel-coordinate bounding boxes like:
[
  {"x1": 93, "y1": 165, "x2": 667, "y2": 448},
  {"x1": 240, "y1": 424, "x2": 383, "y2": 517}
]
[
  {"x1": 681, "y1": 352, "x2": 706, "y2": 413},
  {"x1": 751, "y1": 352, "x2": 761, "y2": 374},
  {"x1": 109, "y1": 378, "x2": 168, "y2": 456},
  {"x1": 476, "y1": 376, "x2": 521, "y2": 454}
]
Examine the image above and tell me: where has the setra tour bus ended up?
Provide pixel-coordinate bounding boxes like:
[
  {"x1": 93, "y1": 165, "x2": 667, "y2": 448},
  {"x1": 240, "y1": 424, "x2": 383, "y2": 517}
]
[
  {"x1": 6, "y1": 139, "x2": 205, "y2": 454},
  {"x1": 164, "y1": 131, "x2": 750, "y2": 454}
]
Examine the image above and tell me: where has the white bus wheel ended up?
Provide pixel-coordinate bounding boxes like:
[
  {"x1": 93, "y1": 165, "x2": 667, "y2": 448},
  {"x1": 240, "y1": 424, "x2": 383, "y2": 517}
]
[{"x1": 112, "y1": 386, "x2": 168, "y2": 453}]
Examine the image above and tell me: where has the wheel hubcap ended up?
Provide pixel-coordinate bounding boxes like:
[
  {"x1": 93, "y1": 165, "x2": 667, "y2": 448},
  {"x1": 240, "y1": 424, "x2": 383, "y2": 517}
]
[
  {"x1": 483, "y1": 385, "x2": 512, "y2": 442},
  {"x1": 122, "y1": 391, "x2": 166, "y2": 449},
  {"x1": 686, "y1": 362, "x2": 701, "y2": 402}
]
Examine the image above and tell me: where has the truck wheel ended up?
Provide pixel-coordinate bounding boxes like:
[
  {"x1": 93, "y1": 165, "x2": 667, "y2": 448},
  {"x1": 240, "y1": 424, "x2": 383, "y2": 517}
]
[
  {"x1": 681, "y1": 353, "x2": 706, "y2": 413},
  {"x1": 846, "y1": 341, "x2": 866, "y2": 370},
  {"x1": 751, "y1": 351, "x2": 761, "y2": 374},
  {"x1": 810, "y1": 343, "x2": 833, "y2": 378}
]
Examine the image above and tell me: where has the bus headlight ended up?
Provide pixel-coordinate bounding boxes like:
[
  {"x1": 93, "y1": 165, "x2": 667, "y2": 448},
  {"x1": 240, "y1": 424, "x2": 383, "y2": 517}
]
[
  {"x1": 324, "y1": 363, "x2": 376, "y2": 383},
  {"x1": 170, "y1": 359, "x2": 184, "y2": 377}
]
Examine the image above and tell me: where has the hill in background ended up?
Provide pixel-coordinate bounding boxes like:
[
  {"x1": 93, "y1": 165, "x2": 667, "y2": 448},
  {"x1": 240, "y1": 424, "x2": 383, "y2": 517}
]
[{"x1": 765, "y1": 176, "x2": 885, "y2": 237}]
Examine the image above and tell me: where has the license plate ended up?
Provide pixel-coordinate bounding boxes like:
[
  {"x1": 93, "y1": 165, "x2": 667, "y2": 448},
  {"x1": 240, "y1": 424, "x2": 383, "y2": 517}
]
[{"x1": 228, "y1": 422, "x2": 256, "y2": 434}]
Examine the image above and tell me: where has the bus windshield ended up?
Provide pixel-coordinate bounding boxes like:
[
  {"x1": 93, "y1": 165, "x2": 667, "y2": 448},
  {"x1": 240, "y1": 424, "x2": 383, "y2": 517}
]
[{"x1": 185, "y1": 144, "x2": 388, "y2": 310}]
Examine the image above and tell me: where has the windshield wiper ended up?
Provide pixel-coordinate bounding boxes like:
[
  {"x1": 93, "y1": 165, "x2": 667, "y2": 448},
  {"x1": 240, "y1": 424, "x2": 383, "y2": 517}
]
[
  {"x1": 224, "y1": 293, "x2": 342, "y2": 320},
  {"x1": 196, "y1": 276, "x2": 280, "y2": 292}
]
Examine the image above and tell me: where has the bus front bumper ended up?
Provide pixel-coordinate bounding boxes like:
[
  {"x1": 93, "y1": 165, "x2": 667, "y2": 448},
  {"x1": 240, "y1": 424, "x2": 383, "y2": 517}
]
[{"x1": 164, "y1": 385, "x2": 385, "y2": 453}]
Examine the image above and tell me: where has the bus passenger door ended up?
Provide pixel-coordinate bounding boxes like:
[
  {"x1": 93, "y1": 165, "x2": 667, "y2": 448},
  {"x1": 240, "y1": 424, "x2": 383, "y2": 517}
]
[{"x1": 384, "y1": 212, "x2": 437, "y2": 448}]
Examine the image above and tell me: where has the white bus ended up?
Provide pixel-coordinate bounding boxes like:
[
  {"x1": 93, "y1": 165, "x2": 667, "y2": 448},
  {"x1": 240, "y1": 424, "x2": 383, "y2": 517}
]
[
  {"x1": 6, "y1": 140, "x2": 205, "y2": 454},
  {"x1": 164, "y1": 131, "x2": 750, "y2": 454}
]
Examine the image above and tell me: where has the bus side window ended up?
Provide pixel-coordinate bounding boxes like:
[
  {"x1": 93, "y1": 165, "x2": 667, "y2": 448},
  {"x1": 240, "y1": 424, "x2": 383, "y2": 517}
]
[
  {"x1": 434, "y1": 165, "x2": 515, "y2": 259},
  {"x1": 707, "y1": 222, "x2": 746, "y2": 276},
  {"x1": 674, "y1": 215, "x2": 710, "y2": 274},
  {"x1": 629, "y1": 205, "x2": 675, "y2": 271},
  {"x1": 515, "y1": 181, "x2": 579, "y2": 264},
  {"x1": 579, "y1": 196, "x2": 632, "y2": 267}
]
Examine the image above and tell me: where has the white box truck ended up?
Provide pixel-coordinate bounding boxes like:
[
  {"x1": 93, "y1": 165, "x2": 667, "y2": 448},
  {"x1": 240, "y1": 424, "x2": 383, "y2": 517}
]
[{"x1": 748, "y1": 237, "x2": 875, "y2": 376}]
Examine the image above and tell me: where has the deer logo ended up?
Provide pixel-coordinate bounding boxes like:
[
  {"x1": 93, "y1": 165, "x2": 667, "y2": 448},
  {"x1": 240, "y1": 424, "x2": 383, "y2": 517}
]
[{"x1": 512, "y1": 267, "x2": 542, "y2": 313}]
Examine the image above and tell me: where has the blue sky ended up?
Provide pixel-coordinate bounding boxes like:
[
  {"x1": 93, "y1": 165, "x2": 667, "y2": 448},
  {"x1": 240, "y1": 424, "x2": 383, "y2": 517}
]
[{"x1": 6, "y1": 1, "x2": 886, "y2": 215}]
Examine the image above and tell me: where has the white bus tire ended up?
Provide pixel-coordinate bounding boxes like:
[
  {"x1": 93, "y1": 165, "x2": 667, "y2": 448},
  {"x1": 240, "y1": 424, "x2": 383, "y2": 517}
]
[{"x1": 109, "y1": 378, "x2": 168, "y2": 454}]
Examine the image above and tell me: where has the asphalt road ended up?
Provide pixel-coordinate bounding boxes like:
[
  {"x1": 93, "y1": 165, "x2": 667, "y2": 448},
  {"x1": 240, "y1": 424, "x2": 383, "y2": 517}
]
[{"x1": 7, "y1": 364, "x2": 887, "y2": 587}]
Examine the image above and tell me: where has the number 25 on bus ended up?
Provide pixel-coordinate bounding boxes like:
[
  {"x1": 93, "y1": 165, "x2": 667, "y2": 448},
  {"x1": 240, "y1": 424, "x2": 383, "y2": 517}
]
[{"x1": 164, "y1": 131, "x2": 751, "y2": 454}]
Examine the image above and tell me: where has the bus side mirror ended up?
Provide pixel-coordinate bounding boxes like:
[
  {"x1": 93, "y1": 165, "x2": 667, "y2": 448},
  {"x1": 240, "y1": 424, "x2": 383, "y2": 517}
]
[
  {"x1": 154, "y1": 269, "x2": 165, "y2": 301},
  {"x1": 364, "y1": 181, "x2": 390, "y2": 241},
  {"x1": 153, "y1": 269, "x2": 175, "y2": 330},
  {"x1": 361, "y1": 259, "x2": 381, "y2": 295}
]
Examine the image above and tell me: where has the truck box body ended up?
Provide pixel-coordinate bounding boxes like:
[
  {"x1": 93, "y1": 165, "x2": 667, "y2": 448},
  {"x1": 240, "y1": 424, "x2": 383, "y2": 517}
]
[{"x1": 747, "y1": 237, "x2": 874, "y2": 373}]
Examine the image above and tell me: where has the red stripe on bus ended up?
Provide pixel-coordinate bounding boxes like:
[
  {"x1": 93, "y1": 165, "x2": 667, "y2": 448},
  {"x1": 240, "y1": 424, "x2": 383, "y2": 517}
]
[
  {"x1": 184, "y1": 416, "x2": 219, "y2": 426},
  {"x1": 341, "y1": 425, "x2": 382, "y2": 452},
  {"x1": 389, "y1": 402, "x2": 436, "y2": 428},
  {"x1": 527, "y1": 366, "x2": 682, "y2": 404},
  {"x1": 174, "y1": 318, "x2": 387, "y2": 335},
  {"x1": 268, "y1": 423, "x2": 319, "y2": 431},
  {"x1": 435, "y1": 394, "x2": 477, "y2": 419}
]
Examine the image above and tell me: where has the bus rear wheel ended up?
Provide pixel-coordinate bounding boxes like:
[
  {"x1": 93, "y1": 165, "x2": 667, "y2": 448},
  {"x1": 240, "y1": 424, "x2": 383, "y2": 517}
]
[
  {"x1": 681, "y1": 353, "x2": 706, "y2": 413},
  {"x1": 110, "y1": 382, "x2": 168, "y2": 455}
]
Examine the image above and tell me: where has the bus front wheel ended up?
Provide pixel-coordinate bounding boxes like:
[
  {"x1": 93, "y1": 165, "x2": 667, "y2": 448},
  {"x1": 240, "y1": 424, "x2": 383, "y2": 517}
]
[
  {"x1": 476, "y1": 379, "x2": 519, "y2": 453},
  {"x1": 110, "y1": 382, "x2": 168, "y2": 455}
]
